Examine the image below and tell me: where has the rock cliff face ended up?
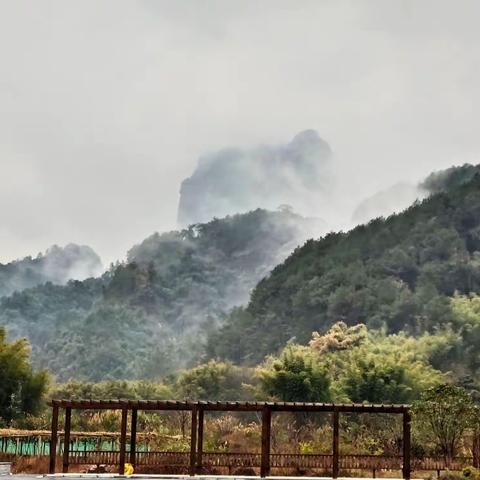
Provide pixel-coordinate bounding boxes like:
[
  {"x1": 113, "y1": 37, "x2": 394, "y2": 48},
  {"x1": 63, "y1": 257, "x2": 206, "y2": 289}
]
[{"x1": 177, "y1": 130, "x2": 332, "y2": 226}]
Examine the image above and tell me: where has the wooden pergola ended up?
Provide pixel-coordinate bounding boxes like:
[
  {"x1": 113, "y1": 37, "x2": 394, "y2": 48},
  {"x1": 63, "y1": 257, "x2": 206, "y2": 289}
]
[{"x1": 49, "y1": 400, "x2": 411, "y2": 478}]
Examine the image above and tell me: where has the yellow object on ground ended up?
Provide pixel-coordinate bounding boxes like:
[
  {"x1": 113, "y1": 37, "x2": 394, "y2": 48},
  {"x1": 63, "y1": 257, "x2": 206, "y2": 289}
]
[{"x1": 124, "y1": 463, "x2": 134, "y2": 475}]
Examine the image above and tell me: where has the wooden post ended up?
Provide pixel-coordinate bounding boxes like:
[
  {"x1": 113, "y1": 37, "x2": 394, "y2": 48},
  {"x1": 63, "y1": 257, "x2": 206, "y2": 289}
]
[
  {"x1": 473, "y1": 431, "x2": 480, "y2": 468},
  {"x1": 190, "y1": 405, "x2": 198, "y2": 476},
  {"x1": 261, "y1": 406, "x2": 271, "y2": 478},
  {"x1": 332, "y1": 407, "x2": 339, "y2": 479},
  {"x1": 130, "y1": 408, "x2": 138, "y2": 466},
  {"x1": 62, "y1": 407, "x2": 72, "y2": 473},
  {"x1": 197, "y1": 408, "x2": 204, "y2": 471},
  {"x1": 119, "y1": 407, "x2": 128, "y2": 475},
  {"x1": 403, "y1": 410, "x2": 411, "y2": 480},
  {"x1": 49, "y1": 405, "x2": 59, "y2": 474}
]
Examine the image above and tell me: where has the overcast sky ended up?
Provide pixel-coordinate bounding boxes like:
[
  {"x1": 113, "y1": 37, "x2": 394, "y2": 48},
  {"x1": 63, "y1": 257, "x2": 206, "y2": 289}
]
[{"x1": 1, "y1": 0, "x2": 480, "y2": 265}]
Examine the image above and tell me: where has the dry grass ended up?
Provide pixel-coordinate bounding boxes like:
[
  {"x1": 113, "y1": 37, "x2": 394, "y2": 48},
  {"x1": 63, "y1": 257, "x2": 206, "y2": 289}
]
[
  {"x1": 6, "y1": 456, "x2": 85, "y2": 474},
  {"x1": 10, "y1": 456, "x2": 50, "y2": 474}
]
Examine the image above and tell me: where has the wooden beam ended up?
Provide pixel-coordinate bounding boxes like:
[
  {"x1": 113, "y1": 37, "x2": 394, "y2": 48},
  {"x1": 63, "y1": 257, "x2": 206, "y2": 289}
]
[
  {"x1": 269, "y1": 403, "x2": 407, "y2": 414},
  {"x1": 129, "y1": 408, "x2": 138, "y2": 467},
  {"x1": 49, "y1": 399, "x2": 410, "y2": 414},
  {"x1": 62, "y1": 407, "x2": 72, "y2": 473},
  {"x1": 403, "y1": 410, "x2": 411, "y2": 480},
  {"x1": 197, "y1": 407, "x2": 204, "y2": 472},
  {"x1": 49, "y1": 405, "x2": 59, "y2": 474},
  {"x1": 332, "y1": 407, "x2": 340, "y2": 479},
  {"x1": 118, "y1": 407, "x2": 128, "y2": 475},
  {"x1": 189, "y1": 404, "x2": 198, "y2": 476},
  {"x1": 260, "y1": 406, "x2": 271, "y2": 478}
]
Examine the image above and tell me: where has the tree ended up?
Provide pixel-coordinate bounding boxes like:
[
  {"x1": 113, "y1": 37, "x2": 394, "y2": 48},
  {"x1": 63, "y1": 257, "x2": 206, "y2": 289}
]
[
  {"x1": 258, "y1": 346, "x2": 331, "y2": 402},
  {"x1": 174, "y1": 361, "x2": 253, "y2": 400},
  {"x1": 308, "y1": 327, "x2": 443, "y2": 404},
  {"x1": 0, "y1": 327, "x2": 48, "y2": 423},
  {"x1": 451, "y1": 294, "x2": 480, "y2": 373},
  {"x1": 340, "y1": 347, "x2": 440, "y2": 404},
  {"x1": 309, "y1": 322, "x2": 367, "y2": 354},
  {"x1": 49, "y1": 379, "x2": 172, "y2": 401},
  {"x1": 412, "y1": 384, "x2": 476, "y2": 460}
]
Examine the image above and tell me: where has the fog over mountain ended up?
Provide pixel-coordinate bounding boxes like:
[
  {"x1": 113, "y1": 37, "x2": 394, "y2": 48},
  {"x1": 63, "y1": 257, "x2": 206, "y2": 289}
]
[
  {"x1": 352, "y1": 182, "x2": 424, "y2": 225},
  {"x1": 0, "y1": 209, "x2": 321, "y2": 380},
  {"x1": 351, "y1": 164, "x2": 480, "y2": 225},
  {"x1": 0, "y1": 244, "x2": 103, "y2": 298},
  {"x1": 178, "y1": 130, "x2": 332, "y2": 226}
]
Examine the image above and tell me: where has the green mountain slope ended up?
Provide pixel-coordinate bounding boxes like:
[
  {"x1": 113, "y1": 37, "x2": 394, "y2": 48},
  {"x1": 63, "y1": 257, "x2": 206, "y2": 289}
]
[
  {"x1": 0, "y1": 209, "x2": 319, "y2": 381},
  {"x1": 208, "y1": 171, "x2": 480, "y2": 364}
]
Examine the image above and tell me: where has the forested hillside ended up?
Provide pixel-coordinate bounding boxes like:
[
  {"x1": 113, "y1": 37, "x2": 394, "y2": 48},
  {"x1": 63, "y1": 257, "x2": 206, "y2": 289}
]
[
  {"x1": 0, "y1": 209, "x2": 319, "y2": 381},
  {"x1": 0, "y1": 244, "x2": 102, "y2": 298},
  {"x1": 3, "y1": 165, "x2": 480, "y2": 434},
  {"x1": 208, "y1": 169, "x2": 480, "y2": 376},
  {"x1": 3, "y1": 162, "x2": 480, "y2": 389}
]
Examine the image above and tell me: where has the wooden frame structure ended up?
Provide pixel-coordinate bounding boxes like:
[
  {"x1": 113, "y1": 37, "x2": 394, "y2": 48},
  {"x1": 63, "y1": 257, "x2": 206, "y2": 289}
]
[{"x1": 49, "y1": 400, "x2": 411, "y2": 478}]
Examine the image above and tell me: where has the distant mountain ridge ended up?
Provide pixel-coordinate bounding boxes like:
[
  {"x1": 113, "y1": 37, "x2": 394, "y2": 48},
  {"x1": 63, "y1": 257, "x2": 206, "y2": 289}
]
[{"x1": 0, "y1": 244, "x2": 103, "y2": 298}]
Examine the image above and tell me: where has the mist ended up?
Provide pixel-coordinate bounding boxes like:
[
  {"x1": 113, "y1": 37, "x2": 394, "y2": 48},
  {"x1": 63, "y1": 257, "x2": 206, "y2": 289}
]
[
  {"x1": 178, "y1": 130, "x2": 332, "y2": 226},
  {"x1": 1, "y1": 1, "x2": 480, "y2": 265},
  {"x1": 352, "y1": 182, "x2": 425, "y2": 225},
  {"x1": 0, "y1": 208, "x2": 325, "y2": 380},
  {"x1": 0, "y1": 243, "x2": 103, "y2": 298}
]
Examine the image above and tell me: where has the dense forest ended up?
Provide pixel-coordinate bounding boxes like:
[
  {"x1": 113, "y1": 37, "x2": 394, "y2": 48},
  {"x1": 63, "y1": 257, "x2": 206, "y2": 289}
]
[
  {"x1": 207, "y1": 165, "x2": 480, "y2": 389},
  {"x1": 0, "y1": 209, "x2": 318, "y2": 381},
  {"x1": 1, "y1": 164, "x2": 480, "y2": 401}
]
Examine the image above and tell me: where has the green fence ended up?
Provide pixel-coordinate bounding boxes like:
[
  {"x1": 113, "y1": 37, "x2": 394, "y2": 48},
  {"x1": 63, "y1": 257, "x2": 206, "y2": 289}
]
[{"x1": 0, "y1": 437, "x2": 149, "y2": 456}]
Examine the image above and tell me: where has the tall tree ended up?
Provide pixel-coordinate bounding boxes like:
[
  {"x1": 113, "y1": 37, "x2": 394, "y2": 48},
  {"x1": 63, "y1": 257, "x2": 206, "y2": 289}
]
[
  {"x1": 258, "y1": 346, "x2": 331, "y2": 402},
  {"x1": 412, "y1": 384, "x2": 476, "y2": 460},
  {"x1": 0, "y1": 327, "x2": 48, "y2": 423}
]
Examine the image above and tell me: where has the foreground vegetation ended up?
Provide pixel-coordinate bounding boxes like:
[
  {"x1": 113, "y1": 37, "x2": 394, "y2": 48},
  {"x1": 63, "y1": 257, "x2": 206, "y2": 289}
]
[{"x1": 1, "y1": 320, "x2": 480, "y2": 463}]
